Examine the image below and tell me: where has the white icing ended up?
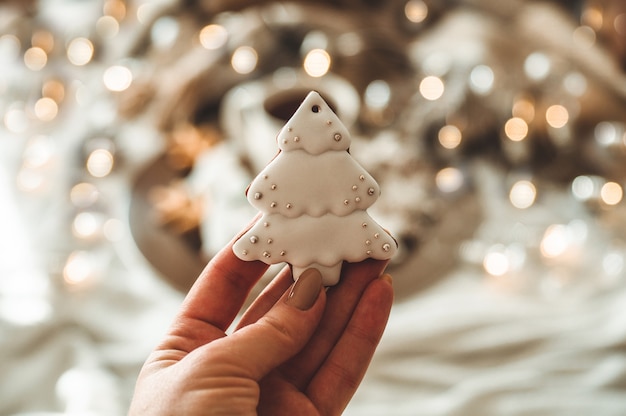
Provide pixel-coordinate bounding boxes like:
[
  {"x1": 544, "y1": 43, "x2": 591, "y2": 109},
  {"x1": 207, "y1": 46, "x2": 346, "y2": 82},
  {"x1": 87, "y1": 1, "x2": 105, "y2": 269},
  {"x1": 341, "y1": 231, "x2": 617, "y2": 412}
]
[{"x1": 233, "y1": 90, "x2": 397, "y2": 286}]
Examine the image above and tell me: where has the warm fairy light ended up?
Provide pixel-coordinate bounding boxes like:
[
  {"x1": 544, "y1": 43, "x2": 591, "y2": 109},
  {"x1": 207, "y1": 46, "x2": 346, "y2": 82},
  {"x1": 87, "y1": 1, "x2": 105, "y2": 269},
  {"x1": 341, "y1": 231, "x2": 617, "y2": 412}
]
[
  {"x1": 614, "y1": 14, "x2": 626, "y2": 36},
  {"x1": 199, "y1": 24, "x2": 228, "y2": 50},
  {"x1": 86, "y1": 149, "x2": 114, "y2": 177},
  {"x1": 4, "y1": 108, "x2": 29, "y2": 133},
  {"x1": 572, "y1": 25, "x2": 596, "y2": 49},
  {"x1": 303, "y1": 48, "x2": 331, "y2": 78},
  {"x1": 24, "y1": 47, "x2": 47, "y2": 71},
  {"x1": 540, "y1": 224, "x2": 568, "y2": 258},
  {"x1": 509, "y1": 180, "x2": 536, "y2": 209},
  {"x1": 34, "y1": 97, "x2": 58, "y2": 121},
  {"x1": 365, "y1": 80, "x2": 391, "y2": 110},
  {"x1": 483, "y1": 251, "x2": 510, "y2": 276},
  {"x1": 512, "y1": 96, "x2": 535, "y2": 122},
  {"x1": 67, "y1": 37, "x2": 94, "y2": 66},
  {"x1": 600, "y1": 182, "x2": 623, "y2": 206},
  {"x1": 96, "y1": 15, "x2": 120, "y2": 38},
  {"x1": 545, "y1": 104, "x2": 569, "y2": 128},
  {"x1": 581, "y1": 6, "x2": 603, "y2": 31},
  {"x1": 504, "y1": 117, "x2": 528, "y2": 141},
  {"x1": 419, "y1": 76, "x2": 444, "y2": 100},
  {"x1": 524, "y1": 52, "x2": 550, "y2": 81},
  {"x1": 469, "y1": 64, "x2": 494, "y2": 95},
  {"x1": 103, "y1": 65, "x2": 132, "y2": 91},
  {"x1": 103, "y1": 0, "x2": 126, "y2": 20},
  {"x1": 72, "y1": 212, "x2": 102, "y2": 239},
  {"x1": 231, "y1": 46, "x2": 258, "y2": 74},
  {"x1": 70, "y1": 182, "x2": 100, "y2": 207},
  {"x1": 42, "y1": 79, "x2": 65, "y2": 102},
  {"x1": 435, "y1": 167, "x2": 463, "y2": 193},
  {"x1": 31, "y1": 31, "x2": 54, "y2": 53},
  {"x1": 63, "y1": 251, "x2": 95, "y2": 285},
  {"x1": 438, "y1": 125, "x2": 462, "y2": 149},
  {"x1": 405, "y1": 0, "x2": 428, "y2": 23}
]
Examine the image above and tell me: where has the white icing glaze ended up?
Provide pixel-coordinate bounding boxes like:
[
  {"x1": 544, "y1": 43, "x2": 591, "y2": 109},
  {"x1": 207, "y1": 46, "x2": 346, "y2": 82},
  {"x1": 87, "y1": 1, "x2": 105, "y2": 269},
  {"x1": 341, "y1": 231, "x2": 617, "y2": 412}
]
[{"x1": 233, "y1": 91, "x2": 397, "y2": 286}]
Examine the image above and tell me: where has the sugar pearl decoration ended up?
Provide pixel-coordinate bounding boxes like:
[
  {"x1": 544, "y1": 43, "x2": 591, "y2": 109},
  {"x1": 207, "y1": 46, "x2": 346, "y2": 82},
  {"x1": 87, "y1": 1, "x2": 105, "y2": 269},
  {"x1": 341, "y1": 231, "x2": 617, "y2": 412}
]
[
  {"x1": 250, "y1": 236, "x2": 258, "y2": 243},
  {"x1": 286, "y1": 203, "x2": 292, "y2": 209},
  {"x1": 271, "y1": 184, "x2": 277, "y2": 190},
  {"x1": 355, "y1": 197, "x2": 361, "y2": 202},
  {"x1": 368, "y1": 187, "x2": 375, "y2": 195},
  {"x1": 359, "y1": 175, "x2": 365, "y2": 181},
  {"x1": 344, "y1": 199, "x2": 349, "y2": 205},
  {"x1": 254, "y1": 192, "x2": 262, "y2": 199},
  {"x1": 263, "y1": 251, "x2": 271, "y2": 258},
  {"x1": 382, "y1": 243, "x2": 391, "y2": 252},
  {"x1": 294, "y1": 136, "x2": 300, "y2": 142},
  {"x1": 270, "y1": 202, "x2": 277, "y2": 208},
  {"x1": 334, "y1": 133, "x2": 342, "y2": 141}
]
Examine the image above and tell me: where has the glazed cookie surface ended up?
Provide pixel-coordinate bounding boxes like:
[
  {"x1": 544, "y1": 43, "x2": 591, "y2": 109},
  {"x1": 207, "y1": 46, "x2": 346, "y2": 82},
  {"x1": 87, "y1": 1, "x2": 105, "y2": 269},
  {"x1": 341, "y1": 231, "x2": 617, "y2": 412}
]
[{"x1": 233, "y1": 91, "x2": 397, "y2": 285}]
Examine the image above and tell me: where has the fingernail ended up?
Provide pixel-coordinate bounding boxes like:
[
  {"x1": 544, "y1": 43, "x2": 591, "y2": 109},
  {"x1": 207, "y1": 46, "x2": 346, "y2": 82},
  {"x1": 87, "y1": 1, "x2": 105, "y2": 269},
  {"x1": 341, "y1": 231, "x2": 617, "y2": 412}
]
[
  {"x1": 380, "y1": 273, "x2": 393, "y2": 285},
  {"x1": 286, "y1": 268, "x2": 322, "y2": 310}
]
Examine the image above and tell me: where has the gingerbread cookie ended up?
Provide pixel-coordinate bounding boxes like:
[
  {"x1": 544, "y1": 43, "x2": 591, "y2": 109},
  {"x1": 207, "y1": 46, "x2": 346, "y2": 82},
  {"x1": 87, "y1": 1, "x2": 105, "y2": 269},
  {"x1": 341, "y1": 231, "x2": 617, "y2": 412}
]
[{"x1": 233, "y1": 91, "x2": 397, "y2": 285}]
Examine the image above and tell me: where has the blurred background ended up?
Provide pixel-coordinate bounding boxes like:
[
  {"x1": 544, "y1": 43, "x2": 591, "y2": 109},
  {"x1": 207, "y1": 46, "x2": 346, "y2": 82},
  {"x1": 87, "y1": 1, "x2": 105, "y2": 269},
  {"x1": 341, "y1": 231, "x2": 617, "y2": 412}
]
[{"x1": 2, "y1": 0, "x2": 626, "y2": 414}]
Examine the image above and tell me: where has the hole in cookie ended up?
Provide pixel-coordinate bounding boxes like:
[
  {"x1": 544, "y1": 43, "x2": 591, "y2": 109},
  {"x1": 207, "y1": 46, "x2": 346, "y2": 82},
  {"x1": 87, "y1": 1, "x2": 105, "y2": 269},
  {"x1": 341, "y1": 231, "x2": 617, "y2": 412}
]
[
  {"x1": 311, "y1": 105, "x2": 321, "y2": 113},
  {"x1": 264, "y1": 90, "x2": 337, "y2": 121}
]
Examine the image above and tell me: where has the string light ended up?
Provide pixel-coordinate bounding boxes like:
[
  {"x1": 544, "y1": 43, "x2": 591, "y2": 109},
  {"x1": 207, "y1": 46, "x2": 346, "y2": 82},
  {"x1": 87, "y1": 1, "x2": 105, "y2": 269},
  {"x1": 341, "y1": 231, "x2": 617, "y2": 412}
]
[
  {"x1": 34, "y1": 97, "x2": 59, "y2": 122},
  {"x1": 435, "y1": 167, "x2": 463, "y2": 193},
  {"x1": 199, "y1": 24, "x2": 228, "y2": 50},
  {"x1": 524, "y1": 52, "x2": 550, "y2": 81}
]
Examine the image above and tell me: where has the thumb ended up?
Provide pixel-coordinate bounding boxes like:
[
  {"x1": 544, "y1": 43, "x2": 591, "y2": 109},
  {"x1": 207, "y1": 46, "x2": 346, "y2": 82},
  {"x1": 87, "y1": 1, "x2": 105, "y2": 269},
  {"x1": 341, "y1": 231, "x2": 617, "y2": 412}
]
[{"x1": 222, "y1": 268, "x2": 325, "y2": 380}]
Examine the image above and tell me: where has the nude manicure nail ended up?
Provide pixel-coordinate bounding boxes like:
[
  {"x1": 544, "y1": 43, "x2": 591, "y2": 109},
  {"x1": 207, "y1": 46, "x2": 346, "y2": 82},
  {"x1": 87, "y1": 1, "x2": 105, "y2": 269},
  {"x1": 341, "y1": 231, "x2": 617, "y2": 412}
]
[{"x1": 286, "y1": 268, "x2": 322, "y2": 310}]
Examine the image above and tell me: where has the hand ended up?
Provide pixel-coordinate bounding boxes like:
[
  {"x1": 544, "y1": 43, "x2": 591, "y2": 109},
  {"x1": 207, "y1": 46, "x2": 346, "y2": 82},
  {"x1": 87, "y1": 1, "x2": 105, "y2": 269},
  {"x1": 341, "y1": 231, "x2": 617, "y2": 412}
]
[{"x1": 129, "y1": 226, "x2": 393, "y2": 415}]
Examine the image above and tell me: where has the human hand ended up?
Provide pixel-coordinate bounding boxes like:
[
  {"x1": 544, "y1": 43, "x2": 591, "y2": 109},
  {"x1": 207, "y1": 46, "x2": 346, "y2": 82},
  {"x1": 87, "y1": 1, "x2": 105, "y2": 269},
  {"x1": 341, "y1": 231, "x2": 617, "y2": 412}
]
[{"x1": 129, "y1": 225, "x2": 393, "y2": 415}]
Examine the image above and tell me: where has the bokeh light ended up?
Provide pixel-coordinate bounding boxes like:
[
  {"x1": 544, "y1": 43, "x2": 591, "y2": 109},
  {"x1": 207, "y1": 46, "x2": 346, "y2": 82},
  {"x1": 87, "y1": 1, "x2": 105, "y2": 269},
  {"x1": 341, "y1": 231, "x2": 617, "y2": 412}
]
[
  {"x1": 365, "y1": 80, "x2": 391, "y2": 110},
  {"x1": 67, "y1": 37, "x2": 94, "y2": 66},
  {"x1": 600, "y1": 182, "x2": 623, "y2": 206},
  {"x1": 24, "y1": 47, "x2": 47, "y2": 71},
  {"x1": 435, "y1": 167, "x2": 463, "y2": 193},
  {"x1": 504, "y1": 117, "x2": 528, "y2": 141},
  {"x1": 231, "y1": 46, "x2": 258, "y2": 74},
  {"x1": 524, "y1": 52, "x2": 550, "y2": 81},
  {"x1": 86, "y1": 149, "x2": 114, "y2": 177},
  {"x1": 199, "y1": 24, "x2": 228, "y2": 50},
  {"x1": 545, "y1": 104, "x2": 569, "y2": 128},
  {"x1": 469, "y1": 64, "x2": 494, "y2": 95},
  {"x1": 419, "y1": 75, "x2": 444, "y2": 100},
  {"x1": 438, "y1": 125, "x2": 462, "y2": 149},
  {"x1": 405, "y1": 0, "x2": 428, "y2": 23},
  {"x1": 103, "y1": 65, "x2": 132, "y2": 91},
  {"x1": 34, "y1": 97, "x2": 59, "y2": 121},
  {"x1": 303, "y1": 48, "x2": 331, "y2": 78},
  {"x1": 509, "y1": 180, "x2": 537, "y2": 209}
]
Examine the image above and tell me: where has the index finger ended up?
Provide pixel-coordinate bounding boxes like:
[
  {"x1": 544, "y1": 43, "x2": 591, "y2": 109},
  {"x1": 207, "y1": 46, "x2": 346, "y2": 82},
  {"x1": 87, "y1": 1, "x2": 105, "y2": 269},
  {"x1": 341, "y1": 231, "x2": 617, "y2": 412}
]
[{"x1": 177, "y1": 221, "x2": 269, "y2": 332}]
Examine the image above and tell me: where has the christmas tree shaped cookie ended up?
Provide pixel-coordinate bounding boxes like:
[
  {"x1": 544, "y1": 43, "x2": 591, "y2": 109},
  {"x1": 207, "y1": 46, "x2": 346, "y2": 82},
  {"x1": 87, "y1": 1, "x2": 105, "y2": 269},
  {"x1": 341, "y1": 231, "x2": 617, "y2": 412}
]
[{"x1": 233, "y1": 91, "x2": 397, "y2": 286}]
